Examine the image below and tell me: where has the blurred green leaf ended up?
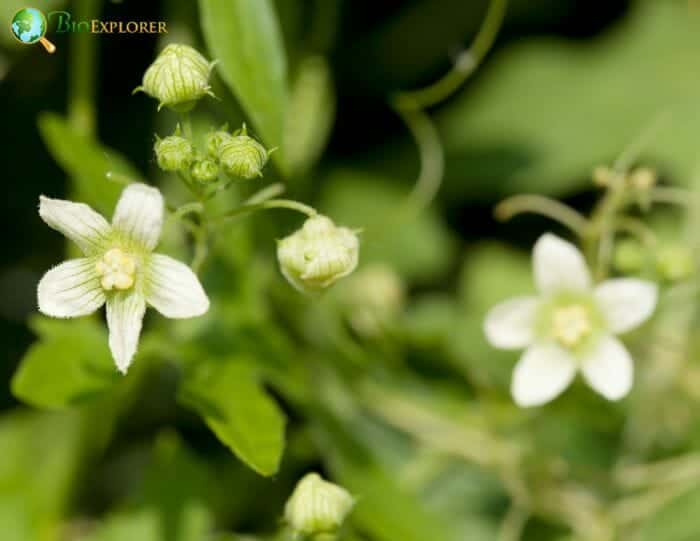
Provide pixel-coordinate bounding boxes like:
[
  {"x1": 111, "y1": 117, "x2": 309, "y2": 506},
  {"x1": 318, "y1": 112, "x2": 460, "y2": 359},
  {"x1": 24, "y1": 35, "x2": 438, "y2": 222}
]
[
  {"x1": 436, "y1": 1, "x2": 700, "y2": 198},
  {"x1": 199, "y1": 0, "x2": 288, "y2": 171},
  {"x1": 38, "y1": 113, "x2": 143, "y2": 213},
  {"x1": 638, "y1": 486, "x2": 700, "y2": 541},
  {"x1": 85, "y1": 510, "x2": 160, "y2": 541},
  {"x1": 0, "y1": 410, "x2": 83, "y2": 541},
  {"x1": 180, "y1": 358, "x2": 286, "y2": 476},
  {"x1": 11, "y1": 316, "x2": 118, "y2": 410},
  {"x1": 320, "y1": 168, "x2": 456, "y2": 283},
  {"x1": 449, "y1": 242, "x2": 534, "y2": 388},
  {"x1": 285, "y1": 56, "x2": 336, "y2": 178}
]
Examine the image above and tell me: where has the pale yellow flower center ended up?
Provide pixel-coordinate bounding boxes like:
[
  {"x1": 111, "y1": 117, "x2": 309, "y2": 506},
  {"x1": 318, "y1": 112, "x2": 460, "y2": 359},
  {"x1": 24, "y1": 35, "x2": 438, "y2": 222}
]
[
  {"x1": 552, "y1": 304, "x2": 591, "y2": 348},
  {"x1": 95, "y1": 248, "x2": 136, "y2": 291}
]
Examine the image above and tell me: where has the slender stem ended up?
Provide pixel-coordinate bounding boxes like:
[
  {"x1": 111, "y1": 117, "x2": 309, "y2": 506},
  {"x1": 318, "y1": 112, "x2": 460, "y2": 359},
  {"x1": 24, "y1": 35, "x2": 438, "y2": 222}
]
[
  {"x1": 243, "y1": 182, "x2": 286, "y2": 205},
  {"x1": 105, "y1": 171, "x2": 134, "y2": 186},
  {"x1": 392, "y1": 0, "x2": 508, "y2": 110},
  {"x1": 613, "y1": 113, "x2": 669, "y2": 173},
  {"x1": 216, "y1": 198, "x2": 317, "y2": 224},
  {"x1": 68, "y1": 0, "x2": 100, "y2": 136},
  {"x1": 170, "y1": 202, "x2": 204, "y2": 221},
  {"x1": 648, "y1": 187, "x2": 695, "y2": 208},
  {"x1": 495, "y1": 194, "x2": 589, "y2": 235},
  {"x1": 394, "y1": 107, "x2": 445, "y2": 216},
  {"x1": 614, "y1": 216, "x2": 657, "y2": 249},
  {"x1": 191, "y1": 221, "x2": 209, "y2": 274},
  {"x1": 179, "y1": 112, "x2": 193, "y2": 140}
]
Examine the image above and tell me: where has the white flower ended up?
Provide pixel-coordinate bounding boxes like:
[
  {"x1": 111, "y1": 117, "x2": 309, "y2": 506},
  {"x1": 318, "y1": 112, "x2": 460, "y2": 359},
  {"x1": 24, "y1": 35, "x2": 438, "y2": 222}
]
[
  {"x1": 484, "y1": 233, "x2": 657, "y2": 407},
  {"x1": 37, "y1": 183, "x2": 210, "y2": 373}
]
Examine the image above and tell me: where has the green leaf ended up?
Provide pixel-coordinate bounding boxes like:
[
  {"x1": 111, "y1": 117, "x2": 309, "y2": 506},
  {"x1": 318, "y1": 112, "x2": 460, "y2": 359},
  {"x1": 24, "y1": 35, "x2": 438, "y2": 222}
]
[
  {"x1": 285, "y1": 56, "x2": 336, "y2": 178},
  {"x1": 199, "y1": 0, "x2": 288, "y2": 171},
  {"x1": 12, "y1": 316, "x2": 118, "y2": 410},
  {"x1": 38, "y1": 112, "x2": 143, "y2": 213},
  {"x1": 638, "y1": 486, "x2": 700, "y2": 541},
  {"x1": 0, "y1": 410, "x2": 83, "y2": 540},
  {"x1": 179, "y1": 358, "x2": 286, "y2": 476},
  {"x1": 320, "y1": 168, "x2": 456, "y2": 283},
  {"x1": 435, "y1": 1, "x2": 700, "y2": 198}
]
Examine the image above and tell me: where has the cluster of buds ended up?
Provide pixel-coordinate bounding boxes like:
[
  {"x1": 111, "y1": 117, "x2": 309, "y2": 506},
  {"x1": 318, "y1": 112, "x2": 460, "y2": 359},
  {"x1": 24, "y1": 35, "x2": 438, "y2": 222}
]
[
  {"x1": 592, "y1": 164, "x2": 658, "y2": 192},
  {"x1": 277, "y1": 215, "x2": 360, "y2": 295},
  {"x1": 284, "y1": 473, "x2": 354, "y2": 539},
  {"x1": 614, "y1": 238, "x2": 694, "y2": 282},
  {"x1": 153, "y1": 126, "x2": 220, "y2": 185},
  {"x1": 205, "y1": 124, "x2": 271, "y2": 180}
]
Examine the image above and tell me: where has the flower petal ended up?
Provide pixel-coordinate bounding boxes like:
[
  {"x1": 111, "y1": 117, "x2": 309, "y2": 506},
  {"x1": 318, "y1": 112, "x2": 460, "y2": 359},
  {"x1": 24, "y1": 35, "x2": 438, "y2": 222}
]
[
  {"x1": 484, "y1": 296, "x2": 539, "y2": 349},
  {"x1": 594, "y1": 278, "x2": 657, "y2": 334},
  {"x1": 106, "y1": 291, "x2": 146, "y2": 373},
  {"x1": 112, "y1": 183, "x2": 164, "y2": 251},
  {"x1": 145, "y1": 254, "x2": 209, "y2": 318},
  {"x1": 580, "y1": 335, "x2": 633, "y2": 400},
  {"x1": 511, "y1": 343, "x2": 577, "y2": 407},
  {"x1": 37, "y1": 258, "x2": 105, "y2": 318},
  {"x1": 533, "y1": 233, "x2": 590, "y2": 294},
  {"x1": 39, "y1": 196, "x2": 111, "y2": 255}
]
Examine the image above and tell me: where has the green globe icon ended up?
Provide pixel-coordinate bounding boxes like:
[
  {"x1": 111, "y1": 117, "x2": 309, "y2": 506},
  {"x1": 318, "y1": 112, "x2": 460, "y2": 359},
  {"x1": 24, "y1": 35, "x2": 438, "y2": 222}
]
[{"x1": 11, "y1": 7, "x2": 55, "y2": 53}]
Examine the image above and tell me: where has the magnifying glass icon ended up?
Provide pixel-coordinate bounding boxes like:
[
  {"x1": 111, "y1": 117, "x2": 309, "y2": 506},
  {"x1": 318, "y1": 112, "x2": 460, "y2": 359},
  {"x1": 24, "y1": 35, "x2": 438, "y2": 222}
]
[{"x1": 11, "y1": 7, "x2": 56, "y2": 54}]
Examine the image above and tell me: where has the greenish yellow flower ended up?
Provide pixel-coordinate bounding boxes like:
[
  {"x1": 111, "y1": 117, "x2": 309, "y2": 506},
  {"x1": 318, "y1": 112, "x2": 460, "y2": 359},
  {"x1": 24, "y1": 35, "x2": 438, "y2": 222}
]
[{"x1": 284, "y1": 473, "x2": 354, "y2": 537}]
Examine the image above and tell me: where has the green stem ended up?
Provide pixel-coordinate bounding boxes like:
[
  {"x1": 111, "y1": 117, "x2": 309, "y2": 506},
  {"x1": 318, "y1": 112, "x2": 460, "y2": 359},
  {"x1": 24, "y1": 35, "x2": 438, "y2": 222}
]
[
  {"x1": 243, "y1": 182, "x2": 286, "y2": 205},
  {"x1": 495, "y1": 194, "x2": 589, "y2": 235},
  {"x1": 392, "y1": 0, "x2": 508, "y2": 110},
  {"x1": 191, "y1": 221, "x2": 209, "y2": 274},
  {"x1": 394, "y1": 107, "x2": 444, "y2": 217},
  {"x1": 179, "y1": 112, "x2": 193, "y2": 140},
  {"x1": 215, "y1": 198, "x2": 317, "y2": 224},
  {"x1": 648, "y1": 186, "x2": 695, "y2": 208},
  {"x1": 498, "y1": 506, "x2": 529, "y2": 541},
  {"x1": 68, "y1": 0, "x2": 100, "y2": 136}
]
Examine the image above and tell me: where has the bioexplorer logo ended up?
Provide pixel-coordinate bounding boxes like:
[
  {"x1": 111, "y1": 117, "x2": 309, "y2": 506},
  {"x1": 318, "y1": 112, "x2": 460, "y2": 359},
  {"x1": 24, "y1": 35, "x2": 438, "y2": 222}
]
[{"x1": 10, "y1": 7, "x2": 168, "y2": 54}]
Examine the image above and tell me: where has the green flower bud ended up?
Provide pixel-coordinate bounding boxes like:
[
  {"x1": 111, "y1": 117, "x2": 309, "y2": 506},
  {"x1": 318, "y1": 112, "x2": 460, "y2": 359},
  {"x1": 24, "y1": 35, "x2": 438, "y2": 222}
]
[
  {"x1": 656, "y1": 243, "x2": 694, "y2": 282},
  {"x1": 205, "y1": 129, "x2": 233, "y2": 160},
  {"x1": 284, "y1": 473, "x2": 354, "y2": 537},
  {"x1": 629, "y1": 167, "x2": 657, "y2": 190},
  {"x1": 613, "y1": 238, "x2": 645, "y2": 274},
  {"x1": 592, "y1": 165, "x2": 613, "y2": 187},
  {"x1": 277, "y1": 215, "x2": 359, "y2": 294},
  {"x1": 190, "y1": 158, "x2": 219, "y2": 184},
  {"x1": 344, "y1": 263, "x2": 405, "y2": 337},
  {"x1": 154, "y1": 135, "x2": 194, "y2": 172},
  {"x1": 219, "y1": 128, "x2": 269, "y2": 179},
  {"x1": 134, "y1": 44, "x2": 216, "y2": 112}
]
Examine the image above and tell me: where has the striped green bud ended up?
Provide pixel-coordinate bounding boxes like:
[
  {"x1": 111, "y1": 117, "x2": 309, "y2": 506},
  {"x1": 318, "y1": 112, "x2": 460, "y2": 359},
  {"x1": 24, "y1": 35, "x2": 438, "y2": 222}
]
[{"x1": 154, "y1": 135, "x2": 194, "y2": 172}]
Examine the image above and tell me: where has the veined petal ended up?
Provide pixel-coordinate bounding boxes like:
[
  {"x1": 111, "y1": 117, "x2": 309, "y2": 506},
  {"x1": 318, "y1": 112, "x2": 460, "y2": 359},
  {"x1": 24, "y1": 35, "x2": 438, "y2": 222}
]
[
  {"x1": 145, "y1": 254, "x2": 209, "y2": 318},
  {"x1": 594, "y1": 278, "x2": 657, "y2": 334},
  {"x1": 533, "y1": 233, "x2": 590, "y2": 294},
  {"x1": 112, "y1": 183, "x2": 164, "y2": 251},
  {"x1": 484, "y1": 296, "x2": 539, "y2": 349},
  {"x1": 39, "y1": 196, "x2": 111, "y2": 255},
  {"x1": 38, "y1": 258, "x2": 105, "y2": 318},
  {"x1": 106, "y1": 291, "x2": 146, "y2": 373},
  {"x1": 511, "y1": 343, "x2": 577, "y2": 407},
  {"x1": 580, "y1": 335, "x2": 633, "y2": 401}
]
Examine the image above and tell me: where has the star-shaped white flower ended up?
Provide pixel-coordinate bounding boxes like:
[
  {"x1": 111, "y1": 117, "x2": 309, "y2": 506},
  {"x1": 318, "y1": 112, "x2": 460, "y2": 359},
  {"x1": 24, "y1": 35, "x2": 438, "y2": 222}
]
[
  {"x1": 484, "y1": 233, "x2": 657, "y2": 407},
  {"x1": 37, "y1": 183, "x2": 210, "y2": 373}
]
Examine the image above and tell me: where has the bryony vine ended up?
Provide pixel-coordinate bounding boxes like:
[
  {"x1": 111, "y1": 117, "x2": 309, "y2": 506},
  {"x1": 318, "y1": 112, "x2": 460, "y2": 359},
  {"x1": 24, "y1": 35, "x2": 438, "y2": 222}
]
[{"x1": 37, "y1": 43, "x2": 360, "y2": 374}]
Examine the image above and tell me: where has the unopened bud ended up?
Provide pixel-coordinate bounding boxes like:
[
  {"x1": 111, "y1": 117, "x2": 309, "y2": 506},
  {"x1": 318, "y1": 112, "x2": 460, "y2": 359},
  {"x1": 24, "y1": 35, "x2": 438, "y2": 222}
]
[
  {"x1": 656, "y1": 243, "x2": 694, "y2": 282},
  {"x1": 154, "y1": 135, "x2": 194, "y2": 172},
  {"x1": 613, "y1": 238, "x2": 645, "y2": 274},
  {"x1": 205, "y1": 129, "x2": 233, "y2": 160},
  {"x1": 134, "y1": 44, "x2": 216, "y2": 112},
  {"x1": 191, "y1": 158, "x2": 219, "y2": 184},
  {"x1": 629, "y1": 167, "x2": 657, "y2": 190},
  {"x1": 277, "y1": 215, "x2": 359, "y2": 294},
  {"x1": 344, "y1": 264, "x2": 404, "y2": 337},
  {"x1": 284, "y1": 473, "x2": 354, "y2": 537},
  {"x1": 592, "y1": 165, "x2": 613, "y2": 187},
  {"x1": 219, "y1": 125, "x2": 270, "y2": 179}
]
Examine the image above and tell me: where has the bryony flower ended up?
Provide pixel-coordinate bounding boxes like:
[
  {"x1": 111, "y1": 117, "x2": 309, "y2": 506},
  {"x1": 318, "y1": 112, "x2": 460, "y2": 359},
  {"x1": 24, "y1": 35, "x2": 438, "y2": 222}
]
[
  {"x1": 484, "y1": 234, "x2": 657, "y2": 407},
  {"x1": 37, "y1": 184, "x2": 210, "y2": 373}
]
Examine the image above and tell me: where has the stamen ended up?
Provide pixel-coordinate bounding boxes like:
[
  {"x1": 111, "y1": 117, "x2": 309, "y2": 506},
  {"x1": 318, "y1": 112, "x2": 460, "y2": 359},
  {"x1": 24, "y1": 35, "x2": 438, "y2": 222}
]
[{"x1": 95, "y1": 248, "x2": 137, "y2": 291}]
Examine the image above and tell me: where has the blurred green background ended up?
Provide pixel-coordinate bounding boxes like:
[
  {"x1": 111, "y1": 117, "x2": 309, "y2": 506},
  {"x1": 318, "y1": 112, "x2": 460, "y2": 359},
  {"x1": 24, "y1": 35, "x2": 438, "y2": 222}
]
[{"x1": 3, "y1": 1, "x2": 700, "y2": 540}]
